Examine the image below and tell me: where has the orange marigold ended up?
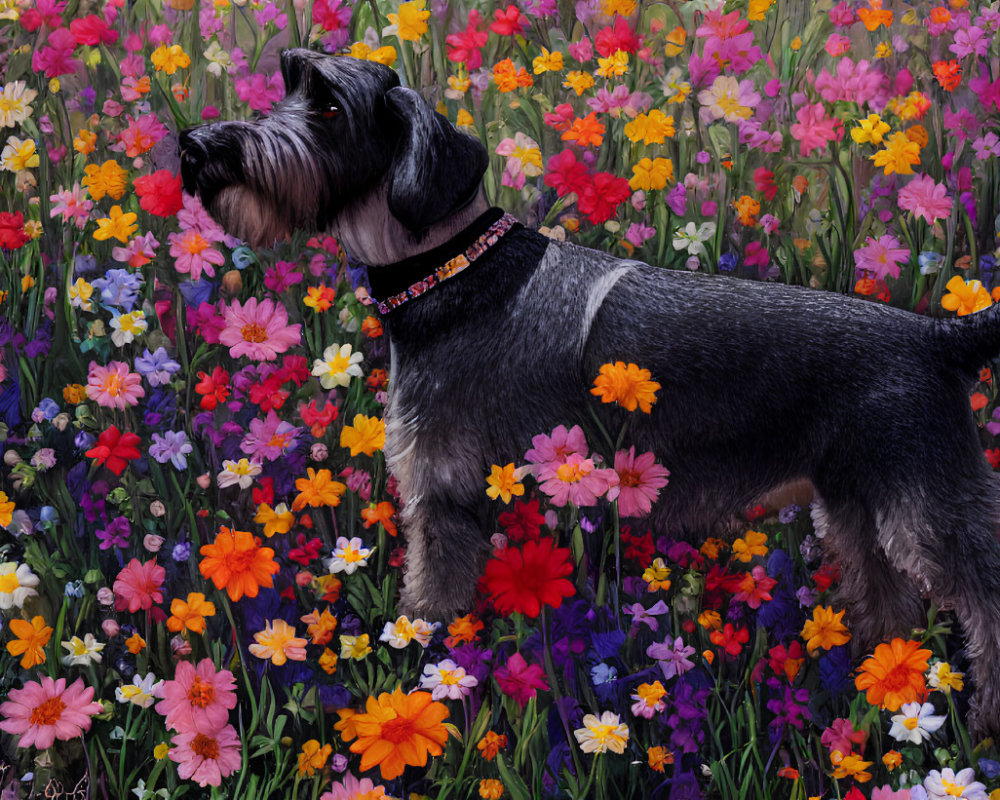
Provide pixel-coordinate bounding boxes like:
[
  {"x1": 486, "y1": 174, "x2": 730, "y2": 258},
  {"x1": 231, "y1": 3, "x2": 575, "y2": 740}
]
[
  {"x1": 349, "y1": 688, "x2": 450, "y2": 780},
  {"x1": 292, "y1": 467, "x2": 347, "y2": 512},
  {"x1": 854, "y1": 638, "x2": 931, "y2": 711},
  {"x1": 591, "y1": 361, "x2": 660, "y2": 413},
  {"x1": 166, "y1": 592, "x2": 216, "y2": 634},
  {"x1": 199, "y1": 526, "x2": 280, "y2": 602}
]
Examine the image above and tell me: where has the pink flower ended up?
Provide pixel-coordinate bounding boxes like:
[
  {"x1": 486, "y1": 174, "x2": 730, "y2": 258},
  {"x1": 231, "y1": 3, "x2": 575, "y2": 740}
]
[
  {"x1": 950, "y1": 26, "x2": 989, "y2": 58},
  {"x1": 113, "y1": 558, "x2": 165, "y2": 613},
  {"x1": 322, "y1": 773, "x2": 388, "y2": 800},
  {"x1": 218, "y1": 297, "x2": 302, "y2": 362},
  {"x1": 815, "y1": 59, "x2": 884, "y2": 106},
  {"x1": 789, "y1": 103, "x2": 843, "y2": 157},
  {"x1": 853, "y1": 235, "x2": 910, "y2": 281},
  {"x1": 494, "y1": 652, "x2": 549, "y2": 707},
  {"x1": 86, "y1": 360, "x2": 145, "y2": 410},
  {"x1": 824, "y1": 33, "x2": 851, "y2": 57},
  {"x1": 538, "y1": 453, "x2": 618, "y2": 507},
  {"x1": 897, "y1": 174, "x2": 952, "y2": 225},
  {"x1": 568, "y1": 38, "x2": 592, "y2": 62},
  {"x1": 0, "y1": 676, "x2": 103, "y2": 750},
  {"x1": 524, "y1": 424, "x2": 588, "y2": 480},
  {"x1": 155, "y1": 658, "x2": 237, "y2": 733},
  {"x1": 168, "y1": 228, "x2": 226, "y2": 281},
  {"x1": 240, "y1": 410, "x2": 302, "y2": 461},
  {"x1": 871, "y1": 787, "x2": 911, "y2": 800},
  {"x1": 50, "y1": 183, "x2": 93, "y2": 230},
  {"x1": 119, "y1": 113, "x2": 168, "y2": 158},
  {"x1": 234, "y1": 73, "x2": 285, "y2": 113},
  {"x1": 821, "y1": 717, "x2": 867, "y2": 757},
  {"x1": 169, "y1": 722, "x2": 242, "y2": 787},
  {"x1": 605, "y1": 447, "x2": 669, "y2": 518}
]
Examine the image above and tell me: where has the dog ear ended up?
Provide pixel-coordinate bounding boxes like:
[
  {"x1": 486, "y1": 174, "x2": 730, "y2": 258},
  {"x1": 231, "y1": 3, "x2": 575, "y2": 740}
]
[{"x1": 384, "y1": 86, "x2": 489, "y2": 235}]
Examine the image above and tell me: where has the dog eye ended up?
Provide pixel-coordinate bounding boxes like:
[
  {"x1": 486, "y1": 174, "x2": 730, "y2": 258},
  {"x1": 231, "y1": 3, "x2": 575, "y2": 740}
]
[{"x1": 322, "y1": 104, "x2": 339, "y2": 119}]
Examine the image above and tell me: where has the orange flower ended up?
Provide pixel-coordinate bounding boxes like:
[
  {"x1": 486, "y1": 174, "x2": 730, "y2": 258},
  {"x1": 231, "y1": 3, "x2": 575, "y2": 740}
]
[
  {"x1": 854, "y1": 638, "x2": 931, "y2": 711},
  {"x1": 297, "y1": 739, "x2": 332, "y2": 777},
  {"x1": 7, "y1": 615, "x2": 52, "y2": 668},
  {"x1": 591, "y1": 362, "x2": 660, "y2": 413},
  {"x1": 301, "y1": 607, "x2": 338, "y2": 646},
  {"x1": 882, "y1": 750, "x2": 902, "y2": 770},
  {"x1": 561, "y1": 112, "x2": 605, "y2": 148},
  {"x1": 248, "y1": 619, "x2": 307, "y2": 665},
  {"x1": 493, "y1": 59, "x2": 520, "y2": 92},
  {"x1": 361, "y1": 501, "x2": 397, "y2": 537},
  {"x1": 340, "y1": 414, "x2": 386, "y2": 457},
  {"x1": 445, "y1": 614, "x2": 483, "y2": 648},
  {"x1": 167, "y1": 592, "x2": 216, "y2": 634},
  {"x1": 361, "y1": 316, "x2": 383, "y2": 338},
  {"x1": 199, "y1": 526, "x2": 280, "y2": 602},
  {"x1": 477, "y1": 730, "x2": 507, "y2": 760},
  {"x1": 349, "y1": 688, "x2": 450, "y2": 780},
  {"x1": 857, "y1": 0, "x2": 892, "y2": 30},
  {"x1": 777, "y1": 767, "x2": 799, "y2": 780},
  {"x1": 648, "y1": 745, "x2": 674, "y2": 772},
  {"x1": 304, "y1": 285, "x2": 336, "y2": 312},
  {"x1": 335, "y1": 707, "x2": 360, "y2": 742},
  {"x1": 292, "y1": 468, "x2": 347, "y2": 512},
  {"x1": 125, "y1": 632, "x2": 146, "y2": 654},
  {"x1": 733, "y1": 195, "x2": 760, "y2": 227},
  {"x1": 932, "y1": 60, "x2": 961, "y2": 91},
  {"x1": 800, "y1": 605, "x2": 851, "y2": 654}
]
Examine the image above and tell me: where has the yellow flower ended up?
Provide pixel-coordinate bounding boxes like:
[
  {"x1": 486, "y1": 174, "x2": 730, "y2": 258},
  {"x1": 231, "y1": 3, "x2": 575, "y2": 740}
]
[
  {"x1": 1, "y1": 135, "x2": 38, "y2": 172},
  {"x1": 563, "y1": 71, "x2": 595, "y2": 96},
  {"x1": 882, "y1": 750, "x2": 902, "y2": 770},
  {"x1": 574, "y1": 711, "x2": 629, "y2": 754},
  {"x1": 153, "y1": 742, "x2": 170, "y2": 760},
  {"x1": 747, "y1": 0, "x2": 775, "y2": 19},
  {"x1": 151, "y1": 44, "x2": 191, "y2": 75},
  {"x1": 641, "y1": 558, "x2": 671, "y2": 591},
  {"x1": 319, "y1": 647, "x2": 338, "y2": 675},
  {"x1": 830, "y1": 751, "x2": 873, "y2": 783},
  {"x1": 254, "y1": 502, "x2": 295, "y2": 537},
  {"x1": 591, "y1": 361, "x2": 660, "y2": 413},
  {"x1": 623, "y1": 110, "x2": 675, "y2": 145},
  {"x1": 297, "y1": 739, "x2": 332, "y2": 777},
  {"x1": 800, "y1": 605, "x2": 851, "y2": 654},
  {"x1": 6, "y1": 615, "x2": 51, "y2": 669},
  {"x1": 63, "y1": 384, "x2": 87, "y2": 404},
  {"x1": 851, "y1": 114, "x2": 891, "y2": 146},
  {"x1": 387, "y1": 0, "x2": 430, "y2": 42},
  {"x1": 928, "y1": 661, "x2": 964, "y2": 694},
  {"x1": 629, "y1": 157, "x2": 674, "y2": 192},
  {"x1": 248, "y1": 619, "x2": 308, "y2": 666},
  {"x1": 0, "y1": 492, "x2": 14, "y2": 528},
  {"x1": 595, "y1": 50, "x2": 629, "y2": 79},
  {"x1": 93, "y1": 205, "x2": 138, "y2": 243},
  {"x1": 486, "y1": 463, "x2": 524, "y2": 504},
  {"x1": 941, "y1": 276, "x2": 993, "y2": 316},
  {"x1": 874, "y1": 42, "x2": 892, "y2": 58},
  {"x1": 368, "y1": 46, "x2": 397, "y2": 66},
  {"x1": 82, "y1": 159, "x2": 128, "y2": 200},
  {"x1": 790, "y1": 36, "x2": 802, "y2": 50},
  {"x1": 340, "y1": 633, "x2": 372, "y2": 660},
  {"x1": 73, "y1": 129, "x2": 98, "y2": 155},
  {"x1": 698, "y1": 609, "x2": 721, "y2": 630},
  {"x1": 601, "y1": 0, "x2": 635, "y2": 14},
  {"x1": 0, "y1": 81, "x2": 37, "y2": 127},
  {"x1": 20, "y1": 275, "x2": 33, "y2": 293},
  {"x1": 871, "y1": 131, "x2": 921, "y2": 176},
  {"x1": 732, "y1": 529, "x2": 768, "y2": 562},
  {"x1": 456, "y1": 109, "x2": 474, "y2": 128},
  {"x1": 664, "y1": 26, "x2": 686, "y2": 58},
  {"x1": 340, "y1": 414, "x2": 386, "y2": 457},
  {"x1": 532, "y1": 48, "x2": 563, "y2": 74}
]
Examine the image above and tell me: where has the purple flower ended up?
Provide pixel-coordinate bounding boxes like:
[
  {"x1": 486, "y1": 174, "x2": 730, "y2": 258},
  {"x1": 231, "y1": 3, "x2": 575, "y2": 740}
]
[
  {"x1": 766, "y1": 680, "x2": 810, "y2": 731},
  {"x1": 91, "y1": 268, "x2": 144, "y2": 311},
  {"x1": 647, "y1": 635, "x2": 696, "y2": 679},
  {"x1": 624, "y1": 600, "x2": 669, "y2": 631},
  {"x1": 96, "y1": 516, "x2": 130, "y2": 550},
  {"x1": 149, "y1": 430, "x2": 193, "y2": 470},
  {"x1": 667, "y1": 183, "x2": 687, "y2": 216},
  {"x1": 135, "y1": 347, "x2": 181, "y2": 387}
]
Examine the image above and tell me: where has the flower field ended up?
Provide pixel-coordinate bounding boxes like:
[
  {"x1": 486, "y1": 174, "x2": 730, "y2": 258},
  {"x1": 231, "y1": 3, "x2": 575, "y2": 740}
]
[{"x1": 3, "y1": 0, "x2": 1000, "y2": 797}]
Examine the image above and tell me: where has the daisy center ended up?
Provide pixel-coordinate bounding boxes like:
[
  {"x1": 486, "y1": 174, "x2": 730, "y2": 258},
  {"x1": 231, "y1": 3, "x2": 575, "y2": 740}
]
[
  {"x1": 191, "y1": 733, "x2": 221, "y2": 760},
  {"x1": 941, "y1": 779, "x2": 967, "y2": 798},
  {"x1": 29, "y1": 697, "x2": 66, "y2": 726},
  {"x1": 903, "y1": 717, "x2": 919, "y2": 731},
  {"x1": 619, "y1": 469, "x2": 642, "y2": 488},
  {"x1": 188, "y1": 676, "x2": 217, "y2": 708},
  {"x1": 380, "y1": 716, "x2": 416, "y2": 745},
  {"x1": 241, "y1": 323, "x2": 268, "y2": 343},
  {"x1": 103, "y1": 373, "x2": 123, "y2": 397}
]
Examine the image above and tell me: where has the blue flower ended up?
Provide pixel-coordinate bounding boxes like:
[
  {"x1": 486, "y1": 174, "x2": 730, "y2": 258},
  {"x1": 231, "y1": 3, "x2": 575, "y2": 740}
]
[
  {"x1": 179, "y1": 279, "x2": 214, "y2": 307},
  {"x1": 718, "y1": 252, "x2": 739, "y2": 272},
  {"x1": 36, "y1": 397, "x2": 60, "y2": 420},
  {"x1": 148, "y1": 430, "x2": 193, "y2": 470},
  {"x1": 979, "y1": 758, "x2": 1000, "y2": 780},
  {"x1": 819, "y1": 646, "x2": 852, "y2": 698},
  {"x1": 91, "y1": 268, "x2": 144, "y2": 311},
  {"x1": 135, "y1": 348, "x2": 182, "y2": 387}
]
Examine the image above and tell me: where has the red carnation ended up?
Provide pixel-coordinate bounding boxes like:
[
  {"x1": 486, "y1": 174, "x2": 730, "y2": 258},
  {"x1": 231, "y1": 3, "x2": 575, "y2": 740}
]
[
  {"x1": 69, "y1": 14, "x2": 119, "y2": 46},
  {"x1": 543, "y1": 149, "x2": 590, "y2": 199},
  {"x1": 489, "y1": 4, "x2": 526, "y2": 36},
  {"x1": 0, "y1": 212, "x2": 29, "y2": 251},
  {"x1": 498, "y1": 498, "x2": 544, "y2": 543},
  {"x1": 86, "y1": 426, "x2": 142, "y2": 476},
  {"x1": 594, "y1": 17, "x2": 641, "y2": 57},
  {"x1": 446, "y1": 9, "x2": 488, "y2": 71},
  {"x1": 480, "y1": 538, "x2": 575, "y2": 618},
  {"x1": 133, "y1": 170, "x2": 183, "y2": 218},
  {"x1": 577, "y1": 171, "x2": 631, "y2": 225}
]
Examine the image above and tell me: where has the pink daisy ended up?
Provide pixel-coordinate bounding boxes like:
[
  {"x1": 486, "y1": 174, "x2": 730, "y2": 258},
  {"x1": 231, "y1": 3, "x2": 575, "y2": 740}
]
[
  {"x1": 168, "y1": 228, "x2": 226, "y2": 281},
  {"x1": 538, "y1": 452, "x2": 619, "y2": 507},
  {"x1": 789, "y1": 102, "x2": 843, "y2": 157},
  {"x1": 853, "y1": 235, "x2": 910, "y2": 282},
  {"x1": 85, "y1": 360, "x2": 145, "y2": 410},
  {"x1": 120, "y1": 113, "x2": 168, "y2": 157},
  {"x1": 523, "y1": 424, "x2": 589, "y2": 481},
  {"x1": 169, "y1": 722, "x2": 242, "y2": 787},
  {"x1": 240, "y1": 410, "x2": 302, "y2": 461},
  {"x1": 0, "y1": 676, "x2": 103, "y2": 750},
  {"x1": 606, "y1": 447, "x2": 670, "y2": 518},
  {"x1": 155, "y1": 658, "x2": 237, "y2": 733},
  {"x1": 321, "y1": 773, "x2": 388, "y2": 800},
  {"x1": 218, "y1": 297, "x2": 302, "y2": 362},
  {"x1": 897, "y1": 174, "x2": 953, "y2": 225},
  {"x1": 113, "y1": 558, "x2": 165, "y2": 613}
]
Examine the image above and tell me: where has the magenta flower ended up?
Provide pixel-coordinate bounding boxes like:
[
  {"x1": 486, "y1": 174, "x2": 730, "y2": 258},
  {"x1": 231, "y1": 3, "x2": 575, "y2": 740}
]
[
  {"x1": 897, "y1": 174, "x2": 953, "y2": 225},
  {"x1": 113, "y1": 558, "x2": 165, "y2": 613},
  {"x1": 234, "y1": 73, "x2": 285, "y2": 113},
  {"x1": 789, "y1": 103, "x2": 843, "y2": 157},
  {"x1": 120, "y1": 113, "x2": 168, "y2": 158},
  {"x1": 494, "y1": 652, "x2": 549, "y2": 707},
  {"x1": 0, "y1": 676, "x2": 103, "y2": 750},
  {"x1": 950, "y1": 26, "x2": 989, "y2": 58},
  {"x1": 523, "y1": 424, "x2": 588, "y2": 480},
  {"x1": 605, "y1": 447, "x2": 669, "y2": 518},
  {"x1": 240, "y1": 410, "x2": 302, "y2": 461},
  {"x1": 218, "y1": 297, "x2": 301, "y2": 362},
  {"x1": 853, "y1": 235, "x2": 910, "y2": 281}
]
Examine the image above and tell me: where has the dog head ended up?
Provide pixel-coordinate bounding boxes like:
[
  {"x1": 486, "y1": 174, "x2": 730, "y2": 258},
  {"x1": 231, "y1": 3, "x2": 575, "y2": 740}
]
[{"x1": 179, "y1": 49, "x2": 489, "y2": 251}]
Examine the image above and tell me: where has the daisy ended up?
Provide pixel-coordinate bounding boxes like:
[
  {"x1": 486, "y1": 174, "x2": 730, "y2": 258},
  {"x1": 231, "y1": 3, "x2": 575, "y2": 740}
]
[
  {"x1": 113, "y1": 558, "x2": 165, "y2": 613},
  {"x1": 606, "y1": 447, "x2": 670, "y2": 517},
  {"x1": 853, "y1": 235, "x2": 910, "y2": 282},
  {"x1": 311, "y1": 343, "x2": 364, "y2": 389},
  {"x1": 116, "y1": 672, "x2": 163, "y2": 709},
  {"x1": 217, "y1": 458, "x2": 263, "y2": 489},
  {"x1": 538, "y1": 453, "x2": 619, "y2": 507},
  {"x1": 168, "y1": 228, "x2": 225, "y2": 281},
  {"x1": 327, "y1": 537, "x2": 372, "y2": 575},
  {"x1": 887, "y1": 701, "x2": 946, "y2": 744},
  {"x1": 523, "y1": 424, "x2": 589, "y2": 480},
  {"x1": 574, "y1": 711, "x2": 630, "y2": 754},
  {"x1": 923, "y1": 768, "x2": 988, "y2": 800},
  {"x1": 155, "y1": 658, "x2": 237, "y2": 732},
  {"x1": 61, "y1": 634, "x2": 105, "y2": 666},
  {"x1": 897, "y1": 174, "x2": 953, "y2": 225},
  {"x1": 240, "y1": 411, "x2": 302, "y2": 462},
  {"x1": 218, "y1": 297, "x2": 302, "y2": 362},
  {"x1": 419, "y1": 659, "x2": 479, "y2": 701},
  {"x1": 169, "y1": 723, "x2": 242, "y2": 788},
  {"x1": 0, "y1": 676, "x2": 104, "y2": 750},
  {"x1": 0, "y1": 562, "x2": 39, "y2": 610},
  {"x1": 85, "y1": 360, "x2": 145, "y2": 410}
]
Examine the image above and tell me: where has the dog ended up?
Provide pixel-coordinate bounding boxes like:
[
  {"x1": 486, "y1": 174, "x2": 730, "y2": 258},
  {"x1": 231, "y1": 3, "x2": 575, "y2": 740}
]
[{"x1": 180, "y1": 48, "x2": 1000, "y2": 736}]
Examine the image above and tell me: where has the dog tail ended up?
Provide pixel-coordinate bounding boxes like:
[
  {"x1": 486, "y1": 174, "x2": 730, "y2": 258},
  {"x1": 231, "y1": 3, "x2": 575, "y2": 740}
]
[{"x1": 936, "y1": 300, "x2": 1000, "y2": 377}]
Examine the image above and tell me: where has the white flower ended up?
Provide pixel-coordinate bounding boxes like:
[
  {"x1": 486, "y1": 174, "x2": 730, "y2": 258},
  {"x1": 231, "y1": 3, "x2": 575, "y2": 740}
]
[
  {"x1": 110, "y1": 310, "x2": 148, "y2": 347},
  {"x1": 311, "y1": 343, "x2": 363, "y2": 390},
  {"x1": 888, "y1": 701, "x2": 946, "y2": 744},
  {"x1": 0, "y1": 562, "x2": 39, "y2": 609},
  {"x1": 0, "y1": 81, "x2": 38, "y2": 128},
  {"x1": 217, "y1": 458, "x2": 262, "y2": 489},
  {"x1": 115, "y1": 673, "x2": 163, "y2": 709},
  {"x1": 418, "y1": 659, "x2": 478, "y2": 700},
  {"x1": 923, "y1": 767, "x2": 988, "y2": 800},
  {"x1": 62, "y1": 633, "x2": 105, "y2": 666},
  {"x1": 573, "y1": 711, "x2": 630, "y2": 754},
  {"x1": 672, "y1": 221, "x2": 716, "y2": 256},
  {"x1": 326, "y1": 536, "x2": 371, "y2": 575}
]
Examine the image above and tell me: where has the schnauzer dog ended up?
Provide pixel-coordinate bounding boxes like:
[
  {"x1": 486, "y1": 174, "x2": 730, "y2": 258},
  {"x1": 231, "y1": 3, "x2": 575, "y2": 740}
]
[{"x1": 180, "y1": 49, "x2": 1000, "y2": 734}]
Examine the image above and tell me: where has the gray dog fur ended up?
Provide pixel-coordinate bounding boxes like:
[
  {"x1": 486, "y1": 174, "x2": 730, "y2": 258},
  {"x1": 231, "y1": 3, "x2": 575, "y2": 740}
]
[{"x1": 180, "y1": 49, "x2": 1000, "y2": 736}]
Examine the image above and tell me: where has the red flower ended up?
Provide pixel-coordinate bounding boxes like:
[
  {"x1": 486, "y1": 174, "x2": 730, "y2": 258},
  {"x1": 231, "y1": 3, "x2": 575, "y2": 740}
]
[
  {"x1": 812, "y1": 562, "x2": 840, "y2": 593},
  {"x1": 480, "y1": 538, "x2": 575, "y2": 618},
  {"x1": 69, "y1": 14, "x2": 119, "y2": 46},
  {"x1": 621, "y1": 527, "x2": 654, "y2": 568},
  {"x1": 497, "y1": 498, "x2": 544, "y2": 543},
  {"x1": 252, "y1": 476, "x2": 275, "y2": 506},
  {"x1": 446, "y1": 9, "x2": 488, "y2": 70},
  {"x1": 288, "y1": 535, "x2": 323, "y2": 566},
  {"x1": 0, "y1": 212, "x2": 28, "y2": 250},
  {"x1": 195, "y1": 366, "x2": 231, "y2": 410},
  {"x1": 489, "y1": 4, "x2": 526, "y2": 36},
  {"x1": 709, "y1": 623, "x2": 749, "y2": 657},
  {"x1": 577, "y1": 172, "x2": 631, "y2": 225},
  {"x1": 86, "y1": 426, "x2": 142, "y2": 476},
  {"x1": 278, "y1": 354, "x2": 311, "y2": 386},
  {"x1": 248, "y1": 375, "x2": 289, "y2": 412},
  {"x1": 594, "y1": 18, "x2": 641, "y2": 57},
  {"x1": 299, "y1": 397, "x2": 338, "y2": 437},
  {"x1": 133, "y1": 170, "x2": 183, "y2": 217},
  {"x1": 543, "y1": 150, "x2": 590, "y2": 198},
  {"x1": 753, "y1": 167, "x2": 778, "y2": 202},
  {"x1": 986, "y1": 448, "x2": 1000, "y2": 469},
  {"x1": 543, "y1": 104, "x2": 575, "y2": 133}
]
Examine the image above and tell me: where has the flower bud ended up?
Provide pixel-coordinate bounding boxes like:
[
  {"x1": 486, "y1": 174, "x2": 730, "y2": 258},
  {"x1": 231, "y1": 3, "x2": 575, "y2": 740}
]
[
  {"x1": 149, "y1": 500, "x2": 166, "y2": 517},
  {"x1": 196, "y1": 473, "x2": 211, "y2": 489},
  {"x1": 310, "y1": 443, "x2": 328, "y2": 461},
  {"x1": 102, "y1": 619, "x2": 120, "y2": 638},
  {"x1": 3, "y1": 450, "x2": 21, "y2": 466},
  {"x1": 221, "y1": 269, "x2": 243, "y2": 295},
  {"x1": 97, "y1": 587, "x2": 115, "y2": 606},
  {"x1": 144, "y1": 534, "x2": 165, "y2": 553}
]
